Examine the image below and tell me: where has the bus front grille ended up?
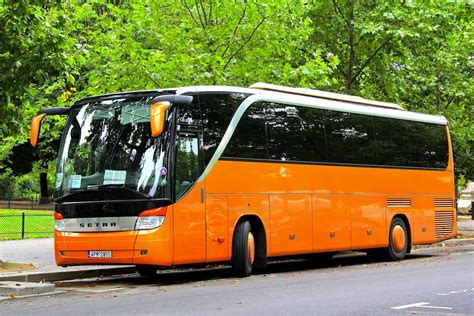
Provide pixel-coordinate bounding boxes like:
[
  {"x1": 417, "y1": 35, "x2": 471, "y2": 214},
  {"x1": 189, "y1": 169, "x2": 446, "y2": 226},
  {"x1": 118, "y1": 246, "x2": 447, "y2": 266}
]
[{"x1": 435, "y1": 211, "x2": 453, "y2": 238}]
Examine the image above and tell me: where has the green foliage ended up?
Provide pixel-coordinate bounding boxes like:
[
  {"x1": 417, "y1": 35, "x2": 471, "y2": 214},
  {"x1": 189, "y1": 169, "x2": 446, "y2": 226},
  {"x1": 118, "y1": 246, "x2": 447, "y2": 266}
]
[
  {"x1": 0, "y1": 0, "x2": 74, "y2": 136},
  {"x1": 0, "y1": 0, "x2": 472, "y2": 193},
  {"x1": 306, "y1": 0, "x2": 473, "y2": 183}
]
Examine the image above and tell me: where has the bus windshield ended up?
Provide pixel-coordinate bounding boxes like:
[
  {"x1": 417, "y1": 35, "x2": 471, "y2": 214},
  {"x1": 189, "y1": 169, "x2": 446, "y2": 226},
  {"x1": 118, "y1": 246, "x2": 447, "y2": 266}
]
[{"x1": 55, "y1": 97, "x2": 172, "y2": 200}]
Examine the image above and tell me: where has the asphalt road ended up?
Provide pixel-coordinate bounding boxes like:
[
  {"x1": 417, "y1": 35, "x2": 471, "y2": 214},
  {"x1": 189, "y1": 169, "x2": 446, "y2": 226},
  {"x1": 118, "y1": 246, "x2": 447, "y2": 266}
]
[{"x1": 2, "y1": 246, "x2": 473, "y2": 315}]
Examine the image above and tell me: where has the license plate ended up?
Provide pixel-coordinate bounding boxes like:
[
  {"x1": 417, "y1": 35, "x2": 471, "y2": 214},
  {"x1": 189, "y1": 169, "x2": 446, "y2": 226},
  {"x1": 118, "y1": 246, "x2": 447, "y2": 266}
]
[{"x1": 88, "y1": 251, "x2": 112, "y2": 258}]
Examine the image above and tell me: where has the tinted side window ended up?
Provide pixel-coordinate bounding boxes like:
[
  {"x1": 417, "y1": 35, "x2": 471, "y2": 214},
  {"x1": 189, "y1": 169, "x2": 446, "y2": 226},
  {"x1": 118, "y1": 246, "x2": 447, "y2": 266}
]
[
  {"x1": 177, "y1": 96, "x2": 201, "y2": 126},
  {"x1": 374, "y1": 117, "x2": 410, "y2": 167},
  {"x1": 429, "y1": 124, "x2": 449, "y2": 168},
  {"x1": 200, "y1": 93, "x2": 249, "y2": 164},
  {"x1": 223, "y1": 103, "x2": 267, "y2": 159},
  {"x1": 325, "y1": 111, "x2": 377, "y2": 164},
  {"x1": 266, "y1": 102, "x2": 326, "y2": 162},
  {"x1": 407, "y1": 121, "x2": 448, "y2": 168}
]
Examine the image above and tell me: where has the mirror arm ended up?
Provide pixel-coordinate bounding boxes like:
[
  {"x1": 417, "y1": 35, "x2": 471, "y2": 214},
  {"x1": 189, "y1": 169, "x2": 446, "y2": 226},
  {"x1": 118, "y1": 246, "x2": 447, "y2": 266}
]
[
  {"x1": 151, "y1": 95, "x2": 193, "y2": 105},
  {"x1": 38, "y1": 107, "x2": 70, "y2": 115}
]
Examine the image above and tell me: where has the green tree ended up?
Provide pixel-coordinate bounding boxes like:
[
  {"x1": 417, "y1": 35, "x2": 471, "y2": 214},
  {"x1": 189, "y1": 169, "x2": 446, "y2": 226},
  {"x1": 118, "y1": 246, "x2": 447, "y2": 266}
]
[{"x1": 306, "y1": 0, "x2": 473, "y2": 182}]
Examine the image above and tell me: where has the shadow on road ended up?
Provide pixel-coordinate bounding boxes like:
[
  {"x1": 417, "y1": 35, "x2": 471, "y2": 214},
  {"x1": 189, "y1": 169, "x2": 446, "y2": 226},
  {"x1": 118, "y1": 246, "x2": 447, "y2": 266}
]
[{"x1": 57, "y1": 251, "x2": 435, "y2": 289}]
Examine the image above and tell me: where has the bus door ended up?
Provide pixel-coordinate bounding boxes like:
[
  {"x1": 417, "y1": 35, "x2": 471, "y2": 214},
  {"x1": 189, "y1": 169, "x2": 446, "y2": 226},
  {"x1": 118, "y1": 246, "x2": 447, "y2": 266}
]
[{"x1": 172, "y1": 126, "x2": 207, "y2": 264}]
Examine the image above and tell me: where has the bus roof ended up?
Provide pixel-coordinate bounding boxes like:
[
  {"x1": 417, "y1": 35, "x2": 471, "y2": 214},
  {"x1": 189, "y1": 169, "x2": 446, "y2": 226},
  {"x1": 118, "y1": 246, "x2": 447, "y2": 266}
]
[
  {"x1": 249, "y1": 82, "x2": 405, "y2": 111},
  {"x1": 71, "y1": 84, "x2": 446, "y2": 125}
]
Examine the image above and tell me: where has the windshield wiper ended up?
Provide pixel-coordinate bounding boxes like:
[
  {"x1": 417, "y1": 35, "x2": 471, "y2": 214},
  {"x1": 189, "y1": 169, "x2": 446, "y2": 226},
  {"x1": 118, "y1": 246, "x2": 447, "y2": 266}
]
[
  {"x1": 55, "y1": 185, "x2": 151, "y2": 203},
  {"x1": 96, "y1": 184, "x2": 152, "y2": 199},
  {"x1": 55, "y1": 190, "x2": 89, "y2": 203}
]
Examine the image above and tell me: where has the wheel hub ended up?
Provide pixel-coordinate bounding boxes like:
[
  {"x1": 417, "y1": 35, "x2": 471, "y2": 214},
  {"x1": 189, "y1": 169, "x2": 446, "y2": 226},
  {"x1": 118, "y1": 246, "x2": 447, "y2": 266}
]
[
  {"x1": 391, "y1": 225, "x2": 406, "y2": 253},
  {"x1": 247, "y1": 232, "x2": 255, "y2": 265}
]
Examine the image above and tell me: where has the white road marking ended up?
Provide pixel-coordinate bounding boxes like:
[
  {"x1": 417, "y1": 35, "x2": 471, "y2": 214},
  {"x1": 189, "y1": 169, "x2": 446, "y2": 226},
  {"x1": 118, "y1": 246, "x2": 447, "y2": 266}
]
[
  {"x1": 392, "y1": 302, "x2": 430, "y2": 309},
  {"x1": 391, "y1": 302, "x2": 452, "y2": 310},
  {"x1": 437, "y1": 288, "x2": 472, "y2": 296},
  {"x1": 419, "y1": 305, "x2": 452, "y2": 310}
]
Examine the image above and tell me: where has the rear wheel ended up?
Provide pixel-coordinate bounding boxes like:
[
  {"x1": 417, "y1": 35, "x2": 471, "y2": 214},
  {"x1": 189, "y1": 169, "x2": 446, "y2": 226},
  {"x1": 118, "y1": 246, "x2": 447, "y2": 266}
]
[
  {"x1": 136, "y1": 265, "x2": 158, "y2": 277},
  {"x1": 388, "y1": 218, "x2": 409, "y2": 261},
  {"x1": 232, "y1": 221, "x2": 255, "y2": 277}
]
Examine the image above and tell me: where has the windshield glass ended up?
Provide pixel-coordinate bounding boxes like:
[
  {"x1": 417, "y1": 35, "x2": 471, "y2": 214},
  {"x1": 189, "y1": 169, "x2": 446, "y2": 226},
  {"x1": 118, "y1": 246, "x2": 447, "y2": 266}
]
[{"x1": 55, "y1": 97, "x2": 172, "y2": 199}]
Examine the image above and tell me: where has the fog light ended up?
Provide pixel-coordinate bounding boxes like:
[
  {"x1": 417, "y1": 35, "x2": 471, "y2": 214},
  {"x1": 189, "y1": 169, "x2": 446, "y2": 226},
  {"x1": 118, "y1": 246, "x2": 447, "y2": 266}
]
[{"x1": 140, "y1": 250, "x2": 148, "y2": 255}]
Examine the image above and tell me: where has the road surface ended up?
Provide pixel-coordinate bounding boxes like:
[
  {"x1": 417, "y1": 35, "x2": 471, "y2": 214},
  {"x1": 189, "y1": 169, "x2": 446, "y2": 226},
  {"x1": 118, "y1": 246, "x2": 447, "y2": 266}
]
[{"x1": 2, "y1": 245, "x2": 473, "y2": 315}]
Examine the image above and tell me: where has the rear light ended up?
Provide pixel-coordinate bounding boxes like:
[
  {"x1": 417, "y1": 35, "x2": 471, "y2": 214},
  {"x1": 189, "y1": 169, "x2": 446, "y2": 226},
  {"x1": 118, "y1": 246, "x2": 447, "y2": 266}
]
[
  {"x1": 54, "y1": 211, "x2": 66, "y2": 232},
  {"x1": 135, "y1": 207, "x2": 167, "y2": 230}
]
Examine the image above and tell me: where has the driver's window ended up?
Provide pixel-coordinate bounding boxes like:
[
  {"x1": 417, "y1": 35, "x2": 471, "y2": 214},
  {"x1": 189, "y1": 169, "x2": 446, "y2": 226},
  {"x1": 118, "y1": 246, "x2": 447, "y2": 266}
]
[{"x1": 175, "y1": 129, "x2": 200, "y2": 199}]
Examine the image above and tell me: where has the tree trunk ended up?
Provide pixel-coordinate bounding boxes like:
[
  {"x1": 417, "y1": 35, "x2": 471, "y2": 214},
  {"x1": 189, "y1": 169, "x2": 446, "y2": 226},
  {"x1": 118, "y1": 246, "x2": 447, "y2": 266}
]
[
  {"x1": 39, "y1": 172, "x2": 49, "y2": 204},
  {"x1": 346, "y1": 0, "x2": 355, "y2": 94}
]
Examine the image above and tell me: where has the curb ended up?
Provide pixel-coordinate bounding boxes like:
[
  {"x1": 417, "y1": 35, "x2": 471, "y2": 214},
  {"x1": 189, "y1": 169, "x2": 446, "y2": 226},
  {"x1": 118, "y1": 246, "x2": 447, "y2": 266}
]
[
  {"x1": 0, "y1": 281, "x2": 55, "y2": 296},
  {"x1": 414, "y1": 238, "x2": 474, "y2": 249},
  {"x1": 0, "y1": 266, "x2": 136, "y2": 283}
]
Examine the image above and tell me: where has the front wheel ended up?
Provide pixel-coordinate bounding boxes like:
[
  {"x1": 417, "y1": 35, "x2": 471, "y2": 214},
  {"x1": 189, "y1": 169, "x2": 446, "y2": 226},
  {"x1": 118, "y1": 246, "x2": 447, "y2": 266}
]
[
  {"x1": 232, "y1": 221, "x2": 255, "y2": 277},
  {"x1": 388, "y1": 218, "x2": 409, "y2": 261}
]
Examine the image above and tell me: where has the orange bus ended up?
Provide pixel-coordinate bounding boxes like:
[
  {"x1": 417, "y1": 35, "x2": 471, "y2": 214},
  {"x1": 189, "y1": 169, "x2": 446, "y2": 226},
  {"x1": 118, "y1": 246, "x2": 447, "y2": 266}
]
[{"x1": 30, "y1": 83, "x2": 456, "y2": 277}]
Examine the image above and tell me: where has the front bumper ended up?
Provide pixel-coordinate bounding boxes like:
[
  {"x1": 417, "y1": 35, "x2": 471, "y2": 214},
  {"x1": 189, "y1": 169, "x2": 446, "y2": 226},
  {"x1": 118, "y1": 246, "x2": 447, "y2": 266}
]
[{"x1": 55, "y1": 218, "x2": 173, "y2": 266}]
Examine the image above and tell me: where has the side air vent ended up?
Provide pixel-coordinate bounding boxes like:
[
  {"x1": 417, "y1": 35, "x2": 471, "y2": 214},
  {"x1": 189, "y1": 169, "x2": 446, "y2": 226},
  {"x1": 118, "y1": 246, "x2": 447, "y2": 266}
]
[
  {"x1": 435, "y1": 211, "x2": 454, "y2": 238},
  {"x1": 387, "y1": 198, "x2": 412, "y2": 208},
  {"x1": 434, "y1": 198, "x2": 454, "y2": 208}
]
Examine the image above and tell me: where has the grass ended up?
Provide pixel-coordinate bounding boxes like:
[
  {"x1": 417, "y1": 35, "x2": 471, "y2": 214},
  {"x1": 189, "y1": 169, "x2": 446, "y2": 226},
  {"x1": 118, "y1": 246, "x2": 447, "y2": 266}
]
[
  {"x1": 0, "y1": 261, "x2": 38, "y2": 272},
  {"x1": 0, "y1": 209, "x2": 54, "y2": 240}
]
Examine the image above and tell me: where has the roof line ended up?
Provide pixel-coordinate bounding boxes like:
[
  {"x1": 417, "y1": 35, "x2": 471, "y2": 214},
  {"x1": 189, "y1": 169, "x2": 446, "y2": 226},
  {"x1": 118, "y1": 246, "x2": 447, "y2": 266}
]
[{"x1": 249, "y1": 82, "x2": 404, "y2": 110}]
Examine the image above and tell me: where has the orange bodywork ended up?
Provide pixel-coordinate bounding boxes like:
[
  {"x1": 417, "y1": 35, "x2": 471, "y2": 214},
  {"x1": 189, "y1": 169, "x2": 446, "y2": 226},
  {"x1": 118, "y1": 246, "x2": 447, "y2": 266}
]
[{"x1": 55, "y1": 128, "x2": 455, "y2": 267}]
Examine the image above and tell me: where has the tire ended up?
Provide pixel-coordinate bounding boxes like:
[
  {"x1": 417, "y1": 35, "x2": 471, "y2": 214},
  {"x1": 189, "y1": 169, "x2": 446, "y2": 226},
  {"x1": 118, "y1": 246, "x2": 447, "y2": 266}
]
[
  {"x1": 136, "y1": 265, "x2": 158, "y2": 277},
  {"x1": 388, "y1": 218, "x2": 409, "y2": 261},
  {"x1": 232, "y1": 221, "x2": 255, "y2": 277}
]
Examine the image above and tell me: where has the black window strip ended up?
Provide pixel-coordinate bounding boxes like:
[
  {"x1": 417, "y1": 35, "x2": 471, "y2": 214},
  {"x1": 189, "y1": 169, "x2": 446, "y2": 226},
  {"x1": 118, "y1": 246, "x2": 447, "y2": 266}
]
[
  {"x1": 222, "y1": 101, "x2": 449, "y2": 169},
  {"x1": 219, "y1": 157, "x2": 448, "y2": 171}
]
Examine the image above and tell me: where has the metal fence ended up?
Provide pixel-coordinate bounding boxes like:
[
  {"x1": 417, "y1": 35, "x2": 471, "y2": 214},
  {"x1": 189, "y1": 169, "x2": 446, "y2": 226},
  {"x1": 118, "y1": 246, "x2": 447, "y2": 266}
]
[
  {"x1": 0, "y1": 212, "x2": 54, "y2": 240},
  {"x1": 0, "y1": 198, "x2": 54, "y2": 210}
]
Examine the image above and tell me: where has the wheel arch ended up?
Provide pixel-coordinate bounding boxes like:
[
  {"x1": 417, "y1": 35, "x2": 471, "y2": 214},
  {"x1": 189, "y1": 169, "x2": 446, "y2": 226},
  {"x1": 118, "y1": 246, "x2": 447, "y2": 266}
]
[{"x1": 233, "y1": 214, "x2": 267, "y2": 265}]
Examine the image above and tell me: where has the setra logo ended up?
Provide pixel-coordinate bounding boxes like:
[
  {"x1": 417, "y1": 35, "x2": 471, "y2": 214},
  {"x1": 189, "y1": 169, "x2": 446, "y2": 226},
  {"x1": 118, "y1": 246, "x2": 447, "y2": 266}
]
[{"x1": 79, "y1": 222, "x2": 117, "y2": 228}]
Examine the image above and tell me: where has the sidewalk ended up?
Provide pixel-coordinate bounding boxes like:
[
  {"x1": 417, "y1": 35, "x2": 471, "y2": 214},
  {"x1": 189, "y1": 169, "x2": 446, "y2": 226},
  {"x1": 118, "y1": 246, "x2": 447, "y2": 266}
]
[
  {"x1": 0, "y1": 239, "x2": 135, "y2": 282},
  {"x1": 1, "y1": 218, "x2": 473, "y2": 283}
]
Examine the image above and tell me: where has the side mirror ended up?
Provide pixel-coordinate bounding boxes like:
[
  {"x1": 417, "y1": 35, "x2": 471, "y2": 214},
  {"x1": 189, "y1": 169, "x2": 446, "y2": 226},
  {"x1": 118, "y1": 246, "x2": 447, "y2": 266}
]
[
  {"x1": 30, "y1": 114, "x2": 46, "y2": 147},
  {"x1": 30, "y1": 107, "x2": 70, "y2": 147},
  {"x1": 150, "y1": 101, "x2": 171, "y2": 137}
]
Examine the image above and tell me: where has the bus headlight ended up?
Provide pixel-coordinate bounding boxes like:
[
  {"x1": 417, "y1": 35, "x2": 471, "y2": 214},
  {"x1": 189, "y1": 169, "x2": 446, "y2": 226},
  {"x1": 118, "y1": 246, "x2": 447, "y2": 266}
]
[
  {"x1": 135, "y1": 207, "x2": 167, "y2": 230},
  {"x1": 54, "y1": 211, "x2": 66, "y2": 232},
  {"x1": 55, "y1": 219, "x2": 66, "y2": 231},
  {"x1": 135, "y1": 216, "x2": 165, "y2": 230}
]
